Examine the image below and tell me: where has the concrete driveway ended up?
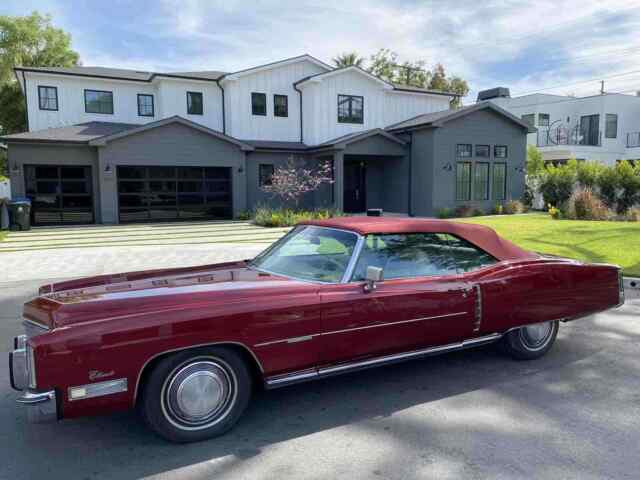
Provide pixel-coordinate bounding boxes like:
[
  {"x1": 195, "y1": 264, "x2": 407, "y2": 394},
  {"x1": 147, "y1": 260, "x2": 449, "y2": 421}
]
[{"x1": 1, "y1": 244, "x2": 639, "y2": 479}]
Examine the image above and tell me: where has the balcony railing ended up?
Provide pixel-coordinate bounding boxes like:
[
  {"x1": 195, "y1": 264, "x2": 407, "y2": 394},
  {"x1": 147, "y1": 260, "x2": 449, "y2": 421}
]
[
  {"x1": 537, "y1": 126, "x2": 601, "y2": 147},
  {"x1": 627, "y1": 132, "x2": 640, "y2": 148}
]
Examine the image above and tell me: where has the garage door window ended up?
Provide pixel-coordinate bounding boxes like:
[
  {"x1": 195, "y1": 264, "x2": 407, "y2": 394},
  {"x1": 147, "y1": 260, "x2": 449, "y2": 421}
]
[{"x1": 118, "y1": 166, "x2": 232, "y2": 222}]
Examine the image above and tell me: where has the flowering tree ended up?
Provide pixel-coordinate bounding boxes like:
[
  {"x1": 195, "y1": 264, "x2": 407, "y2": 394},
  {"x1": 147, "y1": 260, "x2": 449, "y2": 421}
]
[{"x1": 261, "y1": 156, "x2": 334, "y2": 207}]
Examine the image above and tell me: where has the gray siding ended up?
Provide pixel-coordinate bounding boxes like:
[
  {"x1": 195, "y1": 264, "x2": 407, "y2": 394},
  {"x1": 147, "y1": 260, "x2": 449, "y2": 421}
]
[
  {"x1": 8, "y1": 143, "x2": 101, "y2": 222},
  {"x1": 409, "y1": 129, "x2": 436, "y2": 216},
  {"x1": 97, "y1": 123, "x2": 247, "y2": 223}
]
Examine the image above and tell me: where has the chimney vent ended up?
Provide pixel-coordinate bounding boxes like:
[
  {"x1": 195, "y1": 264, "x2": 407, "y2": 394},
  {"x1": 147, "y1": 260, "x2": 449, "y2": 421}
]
[{"x1": 477, "y1": 87, "x2": 511, "y2": 103}]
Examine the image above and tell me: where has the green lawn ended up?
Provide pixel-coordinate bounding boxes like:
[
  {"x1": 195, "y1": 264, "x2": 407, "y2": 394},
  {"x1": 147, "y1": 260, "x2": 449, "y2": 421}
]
[
  {"x1": 0, "y1": 230, "x2": 6, "y2": 242},
  {"x1": 457, "y1": 213, "x2": 640, "y2": 277}
]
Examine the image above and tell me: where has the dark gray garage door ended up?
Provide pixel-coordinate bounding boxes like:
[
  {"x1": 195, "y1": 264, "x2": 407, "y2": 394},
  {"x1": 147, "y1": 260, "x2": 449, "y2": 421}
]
[
  {"x1": 24, "y1": 165, "x2": 95, "y2": 226},
  {"x1": 117, "y1": 166, "x2": 232, "y2": 223}
]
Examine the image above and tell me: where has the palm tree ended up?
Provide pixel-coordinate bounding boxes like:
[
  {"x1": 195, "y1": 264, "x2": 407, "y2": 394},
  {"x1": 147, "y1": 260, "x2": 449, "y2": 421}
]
[{"x1": 332, "y1": 52, "x2": 365, "y2": 69}]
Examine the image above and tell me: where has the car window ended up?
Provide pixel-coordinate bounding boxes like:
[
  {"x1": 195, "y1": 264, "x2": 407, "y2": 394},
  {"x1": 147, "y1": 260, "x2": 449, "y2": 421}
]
[
  {"x1": 251, "y1": 226, "x2": 358, "y2": 283},
  {"x1": 351, "y1": 232, "x2": 497, "y2": 281}
]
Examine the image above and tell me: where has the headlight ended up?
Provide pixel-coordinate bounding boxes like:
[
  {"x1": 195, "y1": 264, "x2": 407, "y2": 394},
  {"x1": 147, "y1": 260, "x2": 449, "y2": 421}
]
[{"x1": 26, "y1": 343, "x2": 37, "y2": 389}]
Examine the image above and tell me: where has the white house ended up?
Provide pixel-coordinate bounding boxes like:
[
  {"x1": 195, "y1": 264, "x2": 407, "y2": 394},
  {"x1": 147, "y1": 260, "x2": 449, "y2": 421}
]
[{"x1": 480, "y1": 87, "x2": 640, "y2": 166}]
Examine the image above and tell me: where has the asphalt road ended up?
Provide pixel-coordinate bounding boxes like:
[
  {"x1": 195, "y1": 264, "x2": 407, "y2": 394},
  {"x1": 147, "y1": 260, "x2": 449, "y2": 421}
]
[{"x1": 1, "y1": 278, "x2": 639, "y2": 480}]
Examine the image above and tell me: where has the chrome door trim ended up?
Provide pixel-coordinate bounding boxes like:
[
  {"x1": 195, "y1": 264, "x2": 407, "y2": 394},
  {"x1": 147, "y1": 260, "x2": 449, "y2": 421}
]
[
  {"x1": 341, "y1": 234, "x2": 365, "y2": 283},
  {"x1": 264, "y1": 332, "x2": 503, "y2": 389}
]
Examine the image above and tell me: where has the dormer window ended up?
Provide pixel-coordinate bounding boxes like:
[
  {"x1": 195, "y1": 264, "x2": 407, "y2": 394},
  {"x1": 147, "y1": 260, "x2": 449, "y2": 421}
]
[
  {"x1": 187, "y1": 91, "x2": 203, "y2": 115},
  {"x1": 338, "y1": 94, "x2": 364, "y2": 124},
  {"x1": 38, "y1": 86, "x2": 58, "y2": 111},
  {"x1": 252, "y1": 92, "x2": 267, "y2": 116},
  {"x1": 85, "y1": 89, "x2": 113, "y2": 114}
]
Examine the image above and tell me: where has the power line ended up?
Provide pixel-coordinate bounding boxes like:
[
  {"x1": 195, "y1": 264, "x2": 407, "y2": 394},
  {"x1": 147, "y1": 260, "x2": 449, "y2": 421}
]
[{"x1": 513, "y1": 69, "x2": 640, "y2": 96}]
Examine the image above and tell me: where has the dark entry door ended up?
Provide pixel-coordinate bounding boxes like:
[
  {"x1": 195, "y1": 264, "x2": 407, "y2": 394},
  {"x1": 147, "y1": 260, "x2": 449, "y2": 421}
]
[
  {"x1": 580, "y1": 114, "x2": 600, "y2": 146},
  {"x1": 343, "y1": 160, "x2": 366, "y2": 213},
  {"x1": 117, "y1": 166, "x2": 232, "y2": 223},
  {"x1": 24, "y1": 165, "x2": 94, "y2": 225}
]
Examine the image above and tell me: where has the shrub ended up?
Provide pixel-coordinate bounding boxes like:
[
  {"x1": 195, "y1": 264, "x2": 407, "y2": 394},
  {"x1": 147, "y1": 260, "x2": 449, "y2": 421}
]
[
  {"x1": 454, "y1": 205, "x2": 474, "y2": 217},
  {"x1": 597, "y1": 166, "x2": 619, "y2": 209},
  {"x1": 253, "y1": 206, "x2": 342, "y2": 227},
  {"x1": 627, "y1": 207, "x2": 640, "y2": 222},
  {"x1": 548, "y1": 204, "x2": 562, "y2": 220},
  {"x1": 538, "y1": 163, "x2": 576, "y2": 207},
  {"x1": 235, "y1": 210, "x2": 252, "y2": 221},
  {"x1": 491, "y1": 203, "x2": 504, "y2": 215},
  {"x1": 522, "y1": 184, "x2": 535, "y2": 209},
  {"x1": 616, "y1": 160, "x2": 640, "y2": 214},
  {"x1": 503, "y1": 200, "x2": 524, "y2": 214},
  {"x1": 436, "y1": 207, "x2": 454, "y2": 219},
  {"x1": 576, "y1": 161, "x2": 602, "y2": 189},
  {"x1": 565, "y1": 188, "x2": 611, "y2": 220}
]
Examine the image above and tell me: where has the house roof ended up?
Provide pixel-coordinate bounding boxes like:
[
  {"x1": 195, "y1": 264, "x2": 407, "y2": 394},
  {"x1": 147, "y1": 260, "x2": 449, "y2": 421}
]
[
  {"x1": 386, "y1": 101, "x2": 535, "y2": 133},
  {"x1": 299, "y1": 217, "x2": 537, "y2": 261},
  {"x1": 313, "y1": 128, "x2": 406, "y2": 149},
  {"x1": 14, "y1": 66, "x2": 228, "y2": 83},
  {"x1": 295, "y1": 65, "x2": 461, "y2": 97},
  {"x1": 221, "y1": 54, "x2": 332, "y2": 81},
  {"x1": 0, "y1": 121, "x2": 139, "y2": 144},
  {"x1": 244, "y1": 140, "x2": 308, "y2": 151},
  {"x1": 87, "y1": 116, "x2": 255, "y2": 150}
]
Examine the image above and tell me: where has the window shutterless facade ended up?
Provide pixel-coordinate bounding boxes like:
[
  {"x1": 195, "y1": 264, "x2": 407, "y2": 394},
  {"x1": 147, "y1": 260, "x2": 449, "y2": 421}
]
[
  {"x1": 84, "y1": 89, "x2": 113, "y2": 114},
  {"x1": 456, "y1": 144, "x2": 472, "y2": 158},
  {"x1": 137, "y1": 94, "x2": 154, "y2": 117},
  {"x1": 475, "y1": 145, "x2": 490, "y2": 157},
  {"x1": 473, "y1": 162, "x2": 489, "y2": 200},
  {"x1": 605, "y1": 114, "x2": 618, "y2": 139},
  {"x1": 259, "y1": 164, "x2": 274, "y2": 186},
  {"x1": 337, "y1": 94, "x2": 364, "y2": 124},
  {"x1": 538, "y1": 113, "x2": 550, "y2": 127},
  {"x1": 456, "y1": 162, "x2": 472, "y2": 201},
  {"x1": 252, "y1": 92, "x2": 267, "y2": 116},
  {"x1": 187, "y1": 91, "x2": 203, "y2": 115},
  {"x1": 274, "y1": 94, "x2": 288, "y2": 117},
  {"x1": 494, "y1": 145, "x2": 508, "y2": 158},
  {"x1": 492, "y1": 163, "x2": 507, "y2": 200},
  {"x1": 38, "y1": 86, "x2": 58, "y2": 111}
]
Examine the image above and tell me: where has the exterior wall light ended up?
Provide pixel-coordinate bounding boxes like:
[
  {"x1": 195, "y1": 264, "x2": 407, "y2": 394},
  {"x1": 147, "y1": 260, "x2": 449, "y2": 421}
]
[{"x1": 442, "y1": 162, "x2": 453, "y2": 171}]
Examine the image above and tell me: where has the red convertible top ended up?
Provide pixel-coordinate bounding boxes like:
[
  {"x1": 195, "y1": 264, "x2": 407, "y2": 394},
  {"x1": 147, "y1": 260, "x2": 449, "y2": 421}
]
[{"x1": 300, "y1": 216, "x2": 538, "y2": 261}]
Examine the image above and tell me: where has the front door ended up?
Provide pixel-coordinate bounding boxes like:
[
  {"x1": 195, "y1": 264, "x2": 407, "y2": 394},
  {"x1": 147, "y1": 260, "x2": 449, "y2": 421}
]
[{"x1": 343, "y1": 160, "x2": 366, "y2": 213}]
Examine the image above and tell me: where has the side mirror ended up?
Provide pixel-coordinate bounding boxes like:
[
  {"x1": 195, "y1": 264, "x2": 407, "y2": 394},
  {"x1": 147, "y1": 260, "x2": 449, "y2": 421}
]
[{"x1": 364, "y1": 266, "x2": 384, "y2": 293}]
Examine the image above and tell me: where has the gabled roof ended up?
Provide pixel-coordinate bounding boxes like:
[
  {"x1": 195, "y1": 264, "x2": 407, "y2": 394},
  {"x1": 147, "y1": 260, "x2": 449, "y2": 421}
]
[
  {"x1": 14, "y1": 66, "x2": 228, "y2": 83},
  {"x1": 244, "y1": 140, "x2": 308, "y2": 151},
  {"x1": 87, "y1": 116, "x2": 255, "y2": 150},
  {"x1": 386, "y1": 101, "x2": 535, "y2": 133},
  {"x1": 0, "y1": 121, "x2": 139, "y2": 144},
  {"x1": 221, "y1": 54, "x2": 332, "y2": 81},
  {"x1": 312, "y1": 128, "x2": 406, "y2": 150}
]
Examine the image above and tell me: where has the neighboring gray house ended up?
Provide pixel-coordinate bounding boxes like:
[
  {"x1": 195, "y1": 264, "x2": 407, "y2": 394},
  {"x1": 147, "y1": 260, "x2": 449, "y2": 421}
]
[{"x1": 0, "y1": 55, "x2": 532, "y2": 225}]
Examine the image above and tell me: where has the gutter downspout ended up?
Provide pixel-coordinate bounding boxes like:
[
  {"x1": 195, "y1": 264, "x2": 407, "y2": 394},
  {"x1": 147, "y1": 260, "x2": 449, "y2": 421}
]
[
  {"x1": 215, "y1": 78, "x2": 226, "y2": 134},
  {"x1": 293, "y1": 83, "x2": 303, "y2": 143}
]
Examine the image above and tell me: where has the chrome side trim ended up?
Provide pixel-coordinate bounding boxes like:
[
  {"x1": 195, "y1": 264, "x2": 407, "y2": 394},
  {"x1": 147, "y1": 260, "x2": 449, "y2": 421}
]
[
  {"x1": 17, "y1": 390, "x2": 55, "y2": 405},
  {"x1": 132, "y1": 341, "x2": 264, "y2": 403},
  {"x1": 341, "y1": 234, "x2": 366, "y2": 283},
  {"x1": 253, "y1": 311, "x2": 468, "y2": 348},
  {"x1": 68, "y1": 378, "x2": 128, "y2": 401},
  {"x1": 264, "y1": 332, "x2": 503, "y2": 389},
  {"x1": 473, "y1": 284, "x2": 482, "y2": 332}
]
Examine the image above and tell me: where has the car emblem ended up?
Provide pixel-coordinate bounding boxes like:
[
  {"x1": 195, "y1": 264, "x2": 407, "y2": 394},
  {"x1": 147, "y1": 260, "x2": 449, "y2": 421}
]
[{"x1": 88, "y1": 369, "x2": 115, "y2": 381}]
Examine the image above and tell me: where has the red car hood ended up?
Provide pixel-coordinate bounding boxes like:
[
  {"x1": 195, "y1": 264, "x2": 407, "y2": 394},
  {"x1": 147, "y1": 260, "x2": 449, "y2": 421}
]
[{"x1": 24, "y1": 261, "x2": 315, "y2": 329}]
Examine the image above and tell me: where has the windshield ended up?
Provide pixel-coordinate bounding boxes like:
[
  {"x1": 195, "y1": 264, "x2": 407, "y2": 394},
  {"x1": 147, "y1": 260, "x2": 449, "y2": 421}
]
[{"x1": 250, "y1": 226, "x2": 359, "y2": 283}]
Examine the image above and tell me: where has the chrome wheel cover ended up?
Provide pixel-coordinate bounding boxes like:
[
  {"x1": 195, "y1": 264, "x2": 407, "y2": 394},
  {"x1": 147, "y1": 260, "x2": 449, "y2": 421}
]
[
  {"x1": 161, "y1": 359, "x2": 237, "y2": 431},
  {"x1": 519, "y1": 321, "x2": 554, "y2": 351}
]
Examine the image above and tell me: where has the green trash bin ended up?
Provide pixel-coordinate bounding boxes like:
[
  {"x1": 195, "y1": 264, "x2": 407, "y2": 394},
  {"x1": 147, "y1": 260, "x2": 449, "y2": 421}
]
[{"x1": 9, "y1": 199, "x2": 32, "y2": 231}]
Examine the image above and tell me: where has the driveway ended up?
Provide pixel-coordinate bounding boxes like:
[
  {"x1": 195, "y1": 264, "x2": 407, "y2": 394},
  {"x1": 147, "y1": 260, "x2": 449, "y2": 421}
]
[{"x1": 1, "y1": 244, "x2": 639, "y2": 479}]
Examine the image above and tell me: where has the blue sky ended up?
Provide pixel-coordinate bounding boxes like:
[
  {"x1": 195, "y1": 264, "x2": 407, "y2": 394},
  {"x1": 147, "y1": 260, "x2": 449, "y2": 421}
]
[{"x1": 3, "y1": 0, "x2": 640, "y2": 102}]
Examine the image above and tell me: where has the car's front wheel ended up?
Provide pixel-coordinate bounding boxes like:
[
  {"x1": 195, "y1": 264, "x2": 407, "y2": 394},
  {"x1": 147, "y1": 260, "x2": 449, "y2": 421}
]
[
  {"x1": 140, "y1": 347, "x2": 251, "y2": 443},
  {"x1": 501, "y1": 320, "x2": 559, "y2": 360}
]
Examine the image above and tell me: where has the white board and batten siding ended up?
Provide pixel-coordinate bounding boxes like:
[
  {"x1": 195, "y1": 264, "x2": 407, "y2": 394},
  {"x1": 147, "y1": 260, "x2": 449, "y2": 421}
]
[
  {"x1": 222, "y1": 60, "x2": 327, "y2": 142},
  {"x1": 156, "y1": 79, "x2": 223, "y2": 131},
  {"x1": 300, "y1": 69, "x2": 451, "y2": 145}
]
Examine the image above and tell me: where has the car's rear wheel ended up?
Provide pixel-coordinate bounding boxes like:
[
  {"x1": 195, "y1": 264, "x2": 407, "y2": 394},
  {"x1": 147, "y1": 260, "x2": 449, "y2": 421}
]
[
  {"x1": 141, "y1": 347, "x2": 251, "y2": 443},
  {"x1": 501, "y1": 320, "x2": 559, "y2": 360}
]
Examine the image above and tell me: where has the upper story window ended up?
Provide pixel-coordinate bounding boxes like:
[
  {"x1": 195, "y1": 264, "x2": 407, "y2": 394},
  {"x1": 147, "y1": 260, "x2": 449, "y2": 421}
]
[
  {"x1": 494, "y1": 145, "x2": 508, "y2": 158},
  {"x1": 456, "y1": 144, "x2": 472, "y2": 158},
  {"x1": 538, "y1": 113, "x2": 550, "y2": 127},
  {"x1": 252, "y1": 92, "x2": 267, "y2": 116},
  {"x1": 84, "y1": 89, "x2": 113, "y2": 114},
  {"x1": 274, "y1": 94, "x2": 288, "y2": 117},
  {"x1": 605, "y1": 114, "x2": 618, "y2": 139},
  {"x1": 475, "y1": 145, "x2": 490, "y2": 157},
  {"x1": 259, "y1": 164, "x2": 274, "y2": 186},
  {"x1": 337, "y1": 94, "x2": 364, "y2": 124},
  {"x1": 187, "y1": 91, "x2": 203, "y2": 115},
  {"x1": 137, "y1": 94, "x2": 154, "y2": 117},
  {"x1": 38, "y1": 86, "x2": 58, "y2": 111},
  {"x1": 521, "y1": 114, "x2": 535, "y2": 128}
]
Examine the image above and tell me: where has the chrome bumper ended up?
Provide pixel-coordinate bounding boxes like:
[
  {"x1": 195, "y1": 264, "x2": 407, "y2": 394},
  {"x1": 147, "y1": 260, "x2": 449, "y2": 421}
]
[{"x1": 9, "y1": 333, "x2": 58, "y2": 423}]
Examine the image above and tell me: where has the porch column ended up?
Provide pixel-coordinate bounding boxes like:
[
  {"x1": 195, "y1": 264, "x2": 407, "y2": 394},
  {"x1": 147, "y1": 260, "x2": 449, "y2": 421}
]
[{"x1": 333, "y1": 151, "x2": 344, "y2": 212}]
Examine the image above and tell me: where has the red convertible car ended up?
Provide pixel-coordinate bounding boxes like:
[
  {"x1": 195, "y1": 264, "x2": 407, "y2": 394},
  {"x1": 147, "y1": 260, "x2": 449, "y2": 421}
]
[{"x1": 10, "y1": 217, "x2": 623, "y2": 442}]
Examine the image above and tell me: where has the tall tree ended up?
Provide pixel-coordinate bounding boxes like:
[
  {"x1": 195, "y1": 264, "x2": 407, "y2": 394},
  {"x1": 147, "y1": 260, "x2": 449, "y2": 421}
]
[
  {"x1": 0, "y1": 12, "x2": 80, "y2": 135},
  {"x1": 332, "y1": 52, "x2": 365, "y2": 68},
  {"x1": 366, "y1": 49, "x2": 469, "y2": 107}
]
